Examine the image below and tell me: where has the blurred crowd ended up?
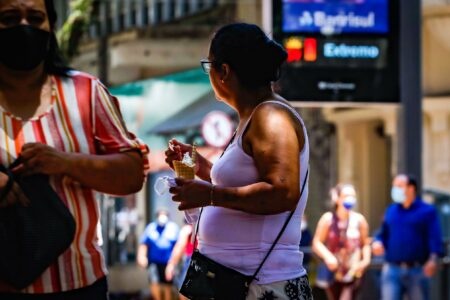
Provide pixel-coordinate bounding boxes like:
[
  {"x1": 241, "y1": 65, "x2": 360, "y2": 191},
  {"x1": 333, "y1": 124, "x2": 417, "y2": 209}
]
[{"x1": 125, "y1": 173, "x2": 443, "y2": 300}]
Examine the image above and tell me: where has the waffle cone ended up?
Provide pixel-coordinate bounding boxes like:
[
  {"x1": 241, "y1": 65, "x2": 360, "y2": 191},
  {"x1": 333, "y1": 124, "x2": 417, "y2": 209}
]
[{"x1": 173, "y1": 161, "x2": 195, "y2": 179}]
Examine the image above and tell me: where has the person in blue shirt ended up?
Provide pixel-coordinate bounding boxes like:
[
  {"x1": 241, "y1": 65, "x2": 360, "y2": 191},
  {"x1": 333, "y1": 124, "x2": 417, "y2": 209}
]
[
  {"x1": 137, "y1": 208, "x2": 179, "y2": 300},
  {"x1": 372, "y1": 174, "x2": 443, "y2": 300}
]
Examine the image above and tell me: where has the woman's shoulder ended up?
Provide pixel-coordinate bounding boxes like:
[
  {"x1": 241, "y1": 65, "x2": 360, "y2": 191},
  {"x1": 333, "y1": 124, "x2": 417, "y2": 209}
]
[
  {"x1": 254, "y1": 98, "x2": 296, "y2": 116},
  {"x1": 56, "y1": 70, "x2": 100, "y2": 85},
  {"x1": 351, "y1": 211, "x2": 368, "y2": 225},
  {"x1": 318, "y1": 212, "x2": 334, "y2": 225}
]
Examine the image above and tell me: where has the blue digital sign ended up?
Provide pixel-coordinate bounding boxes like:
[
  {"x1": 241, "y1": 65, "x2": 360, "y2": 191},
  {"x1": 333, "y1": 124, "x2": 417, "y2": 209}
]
[{"x1": 282, "y1": 0, "x2": 389, "y2": 34}]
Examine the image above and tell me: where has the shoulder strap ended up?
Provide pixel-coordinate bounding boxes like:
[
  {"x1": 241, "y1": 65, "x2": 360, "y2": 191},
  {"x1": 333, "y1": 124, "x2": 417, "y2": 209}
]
[
  {"x1": 237, "y1": 100, "x2": 306, "y2": 147},
  {"x1": 192, "y1": 169, "x2": 309, "y2": 281}
]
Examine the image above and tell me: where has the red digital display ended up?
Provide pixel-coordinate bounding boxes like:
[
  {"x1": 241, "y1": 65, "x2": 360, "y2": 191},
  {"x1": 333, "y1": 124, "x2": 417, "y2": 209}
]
[
  {"x1": 304, "y1": 38, "x2": 317, "y2": 62},
  {"x1": 285, "y1": 37, "x2": 303, "y2": 63}
]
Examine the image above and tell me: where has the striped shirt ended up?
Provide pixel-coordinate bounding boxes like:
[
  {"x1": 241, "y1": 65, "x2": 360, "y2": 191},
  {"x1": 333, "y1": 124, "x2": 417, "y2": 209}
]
[{"x1": 0, "y1": 71, "x2": 149, "y2": 293}]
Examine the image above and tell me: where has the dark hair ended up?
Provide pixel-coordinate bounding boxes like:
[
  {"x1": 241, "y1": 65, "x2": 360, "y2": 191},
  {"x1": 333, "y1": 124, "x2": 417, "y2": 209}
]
[
  {"x1": 44, "y1": 0, "x2": 71, "y2": 76},
  {"x1": 210, "y1": 23, "x2": 287, "y2": 89},
  {"x1": 406, "y1": 174, "x2": 418, "y2": 193}
]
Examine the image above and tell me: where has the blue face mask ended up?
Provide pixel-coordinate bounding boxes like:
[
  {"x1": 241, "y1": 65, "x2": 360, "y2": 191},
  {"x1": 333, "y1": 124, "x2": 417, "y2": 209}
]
[
  {"x1": 343, "y1": 196, "x2": 356, "y2": 210},
  {"x1": 391, "y1": 187, "x2": 406, "y2": 204}
]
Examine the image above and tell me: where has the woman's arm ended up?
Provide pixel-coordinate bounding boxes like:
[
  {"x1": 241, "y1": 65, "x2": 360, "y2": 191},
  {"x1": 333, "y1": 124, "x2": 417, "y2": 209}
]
[
  {"x1": 312, "y1": 213, "x2": 338, "y2": 271},
  {"x1": 171, "y1": 103, "x2": 305, "y2": 215},
  {"x1": 17, "y1": 143, "x2": 144, "y2": 195},
  {"x1": 358, "y1": 215, "x2": 372, "y2": 270},
  {"x1": 165, "y1": 225, "x2": 192, "y2": 281}
]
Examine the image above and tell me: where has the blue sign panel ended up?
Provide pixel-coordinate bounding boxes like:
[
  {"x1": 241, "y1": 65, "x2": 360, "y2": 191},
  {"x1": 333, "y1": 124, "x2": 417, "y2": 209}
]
[{"x1": 282, "y1": 0, "x2": 389, "y2": 34}]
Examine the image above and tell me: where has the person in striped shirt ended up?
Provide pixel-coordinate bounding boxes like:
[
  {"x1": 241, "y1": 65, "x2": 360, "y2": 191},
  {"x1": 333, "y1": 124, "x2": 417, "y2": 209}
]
[{"x1": 0, "y1": 0, "x2": 149, "y2": 298}]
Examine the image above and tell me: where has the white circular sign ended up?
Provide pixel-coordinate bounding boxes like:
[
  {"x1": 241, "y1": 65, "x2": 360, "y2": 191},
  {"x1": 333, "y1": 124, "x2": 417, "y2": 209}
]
[{"x1": 201, "y1": 111, "x2": 234, "y2": 148}]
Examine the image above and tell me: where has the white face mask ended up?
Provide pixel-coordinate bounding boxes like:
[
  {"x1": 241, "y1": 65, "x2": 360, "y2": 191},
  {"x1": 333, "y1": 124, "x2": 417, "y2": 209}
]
[
  {"x1": 391, "y1": 186, "x2": 406, "y2": 204},
  {"x1": 342, "y1": 196, "x2": 357, "y2": 210},
  {"x1": 157, "y1": 214, "x2": 169, "y2": 226}
]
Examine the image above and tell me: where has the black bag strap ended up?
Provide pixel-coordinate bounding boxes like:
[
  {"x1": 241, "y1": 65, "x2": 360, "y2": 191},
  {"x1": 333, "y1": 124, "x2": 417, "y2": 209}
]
[{"x1": 193, "y1": 169, "x2": 309, "y2": 282}]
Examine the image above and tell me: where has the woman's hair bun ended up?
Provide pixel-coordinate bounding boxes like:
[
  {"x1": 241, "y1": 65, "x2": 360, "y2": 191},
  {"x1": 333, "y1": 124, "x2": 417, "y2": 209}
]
[{"x1": 210, "y1": 23, "x2": 288, "y2": 89}]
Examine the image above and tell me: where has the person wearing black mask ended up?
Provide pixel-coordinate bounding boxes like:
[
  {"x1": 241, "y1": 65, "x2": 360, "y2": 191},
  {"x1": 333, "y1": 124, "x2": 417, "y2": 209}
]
[{"x1": 0, "y1": 0, "x2": 149, "y2": 298}]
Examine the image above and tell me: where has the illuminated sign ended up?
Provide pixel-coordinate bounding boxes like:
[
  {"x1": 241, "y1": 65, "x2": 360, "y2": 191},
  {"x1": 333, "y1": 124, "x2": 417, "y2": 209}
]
[
  {"x1": 273, "y1": 0, "x2": 399, "y2": 103},
  {"x1": 284, "y1": 37, "x2": 387, "y2": 68},
  {"x1": 323, "y1": 43, "x2": 380, "y2": 59},
  {"x1": 304, "y1": 38, "x2": 317, "y2": 61},
  {"x1": 282, "y1": 0, "x2": 388, "y2": 34}
]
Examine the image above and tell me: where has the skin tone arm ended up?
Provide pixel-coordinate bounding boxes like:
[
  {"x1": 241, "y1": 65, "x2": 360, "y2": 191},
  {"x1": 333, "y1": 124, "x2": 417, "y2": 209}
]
[
  {"x1": 170, "y1": 103, "x2": 304, "y2": 215},
  {"x1": 14, "y1": 143, "x2": 145, "y2": 195},
  {"x1": 423, "y1": 254, "x2": 438, "y2": 277},
  {"x1": 312, "y1": 212, "x2": 338, "y2": 271},
  {"x1": 165, "y1": 225, "x2": 192, "y2": 281},
  {"x1": 356, "y1": 215, "x2": 371, "y2": 276},
  {"x1": 137, "y1": 244, "x2": 149, "y2": 268}
]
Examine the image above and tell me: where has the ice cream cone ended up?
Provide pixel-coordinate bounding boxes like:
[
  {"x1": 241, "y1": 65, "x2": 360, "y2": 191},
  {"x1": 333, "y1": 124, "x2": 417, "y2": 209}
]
[
  {"x1": 173, "y1": 161, "x2": 195, "y2": 179},
  {"x1": 173, "y1": 144, "x2": 197, "y2": 179}
]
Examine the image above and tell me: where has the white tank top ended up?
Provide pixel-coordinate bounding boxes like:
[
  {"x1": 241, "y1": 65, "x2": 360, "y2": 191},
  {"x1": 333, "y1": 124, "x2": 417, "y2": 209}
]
[{"x1": 188, "y1": 101, "x2": 310, "y2": 284}]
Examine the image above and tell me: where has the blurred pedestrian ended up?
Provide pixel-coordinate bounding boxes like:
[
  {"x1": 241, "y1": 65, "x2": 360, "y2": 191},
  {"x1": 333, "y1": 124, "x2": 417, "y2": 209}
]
[
  {"x1": 372, "y1": 174, "x2": 444, "y2": 300},
  {"x1": 116, "y1": 196, "x2": 140, "y2": 264},
  {"x1": 0, "y1": 0, "x2": 148, "y2": 298},
  {"x1": 313, "y1": 184, "x2": 371, "y2": 300},
  {"x1": 138, "y1": 209, "x2": 179, "y2": 300},
  {"x1": 300, "y1": 215, "x2": 313, "y2": 271},
  {"x1": 165, "y1": 222, "x2": 194, "y2": 300},
  {"x1": 165, "y1": 23, "x2": 312, "y2": 299}
]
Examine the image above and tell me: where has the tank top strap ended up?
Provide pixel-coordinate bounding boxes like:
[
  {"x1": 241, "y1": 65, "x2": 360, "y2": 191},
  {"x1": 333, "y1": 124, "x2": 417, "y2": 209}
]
[{"x1": 236, "y1": 100, "x2": 306, "y2": 146}]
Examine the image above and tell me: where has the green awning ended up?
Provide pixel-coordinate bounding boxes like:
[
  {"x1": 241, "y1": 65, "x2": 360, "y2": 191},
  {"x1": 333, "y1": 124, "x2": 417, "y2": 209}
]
[{"x1": 109, "y1": 68, "x2": 213, "y2": 150}]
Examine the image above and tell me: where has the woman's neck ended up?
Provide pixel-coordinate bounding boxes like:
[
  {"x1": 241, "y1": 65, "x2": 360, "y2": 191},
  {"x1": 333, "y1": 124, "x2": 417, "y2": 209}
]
[
  {"x1": 0, "y1": 64, "x2": 47, "y2": 91},
  {"x1": 233, "y1": 86, "x2": 275, "y2": 130},
  {"x1": 336, "y1": 206, "x2": 350, "y2": 220}
]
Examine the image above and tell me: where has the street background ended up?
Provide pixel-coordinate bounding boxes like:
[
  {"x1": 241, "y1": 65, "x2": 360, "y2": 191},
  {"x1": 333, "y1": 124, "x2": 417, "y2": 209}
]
[{"x1": 54, "y1": 1, "x2": 450, "y2": 299}]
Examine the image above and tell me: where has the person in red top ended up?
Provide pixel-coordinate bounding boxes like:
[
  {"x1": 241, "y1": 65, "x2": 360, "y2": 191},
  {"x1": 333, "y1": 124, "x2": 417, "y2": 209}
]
[
  {"x1": 313, "y1": 184, "x2": 371, "y2": 300},
  {"x1": 0, "y1": 0, "x2": 149, "y2": 298},
  {"x1": 165, "y1": 222, "x2": 194, "y2": 300}
]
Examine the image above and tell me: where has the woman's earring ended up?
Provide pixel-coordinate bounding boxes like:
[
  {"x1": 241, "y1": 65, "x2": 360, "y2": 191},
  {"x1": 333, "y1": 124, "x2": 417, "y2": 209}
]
[{"x1": 221, "y1": 79, "x2": 224, "y2": 84}]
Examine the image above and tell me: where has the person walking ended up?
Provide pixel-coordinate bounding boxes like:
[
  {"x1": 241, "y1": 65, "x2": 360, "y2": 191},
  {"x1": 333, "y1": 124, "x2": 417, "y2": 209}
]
[
  {"x1": 0, "y1": 0, "x2": 148, "y2": 298},
  {"x1": 138, "y1": 209, "x2": 179, "y2": 300},
  {"x1": 165, "y1": 222, "x2": 194, "y2": 300},
  {"x1": 300, "y1": 215, "x2": 313, "y2": 272},
  {"x1": 313, "y1": 184, "x2": 371, "y2": 300},
  {"x1": 165, "y1": 23, "x2": 312, "y2": 299},
  {"x1": 372, "y1": 174, "x2": 444, "y2": 300}
]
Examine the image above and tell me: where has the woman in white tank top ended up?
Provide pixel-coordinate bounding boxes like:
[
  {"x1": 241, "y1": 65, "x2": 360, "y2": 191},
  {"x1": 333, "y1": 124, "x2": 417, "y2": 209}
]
[{"x1": 165, "y1": 23, "x2": 312, "y2": 300}]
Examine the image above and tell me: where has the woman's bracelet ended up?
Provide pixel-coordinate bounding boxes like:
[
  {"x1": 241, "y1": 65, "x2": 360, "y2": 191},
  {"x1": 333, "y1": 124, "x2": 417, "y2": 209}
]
[{"x1": 210, "y1": 184, "x2": 215, "y2": 206}]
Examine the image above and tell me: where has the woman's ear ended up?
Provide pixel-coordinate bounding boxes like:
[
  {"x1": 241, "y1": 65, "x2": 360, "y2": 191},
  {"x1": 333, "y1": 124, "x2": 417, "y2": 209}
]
[{"x1": 220, "y1": 63, "x2": 231, "y2": 83}]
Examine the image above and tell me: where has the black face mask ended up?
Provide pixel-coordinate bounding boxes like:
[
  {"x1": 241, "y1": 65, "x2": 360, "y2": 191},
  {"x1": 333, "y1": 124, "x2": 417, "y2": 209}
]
[{"x1": 0, "y1": 25, "x2": 50, "y2": 71}]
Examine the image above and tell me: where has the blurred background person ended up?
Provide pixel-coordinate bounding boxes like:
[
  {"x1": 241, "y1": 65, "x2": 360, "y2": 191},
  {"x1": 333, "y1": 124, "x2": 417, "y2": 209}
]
[
  {"x1": 137, "y1": 209, "x2": 179, "y2": 300},
  {"x1": 372, "y1": 174, "x2": 443, "y2": 300},
  {"x1": 165, "y1": 221, "x2": 194, "y2": 300},
  {"x1": 116, "y1": 196, "x2": 140, "y2": 264},
  {"x1": 313, "y1": 184, "x2": 371, "y2": 300},
  {"x1": 300, "y1": 214, "x2": 313, "y2": 272}
]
